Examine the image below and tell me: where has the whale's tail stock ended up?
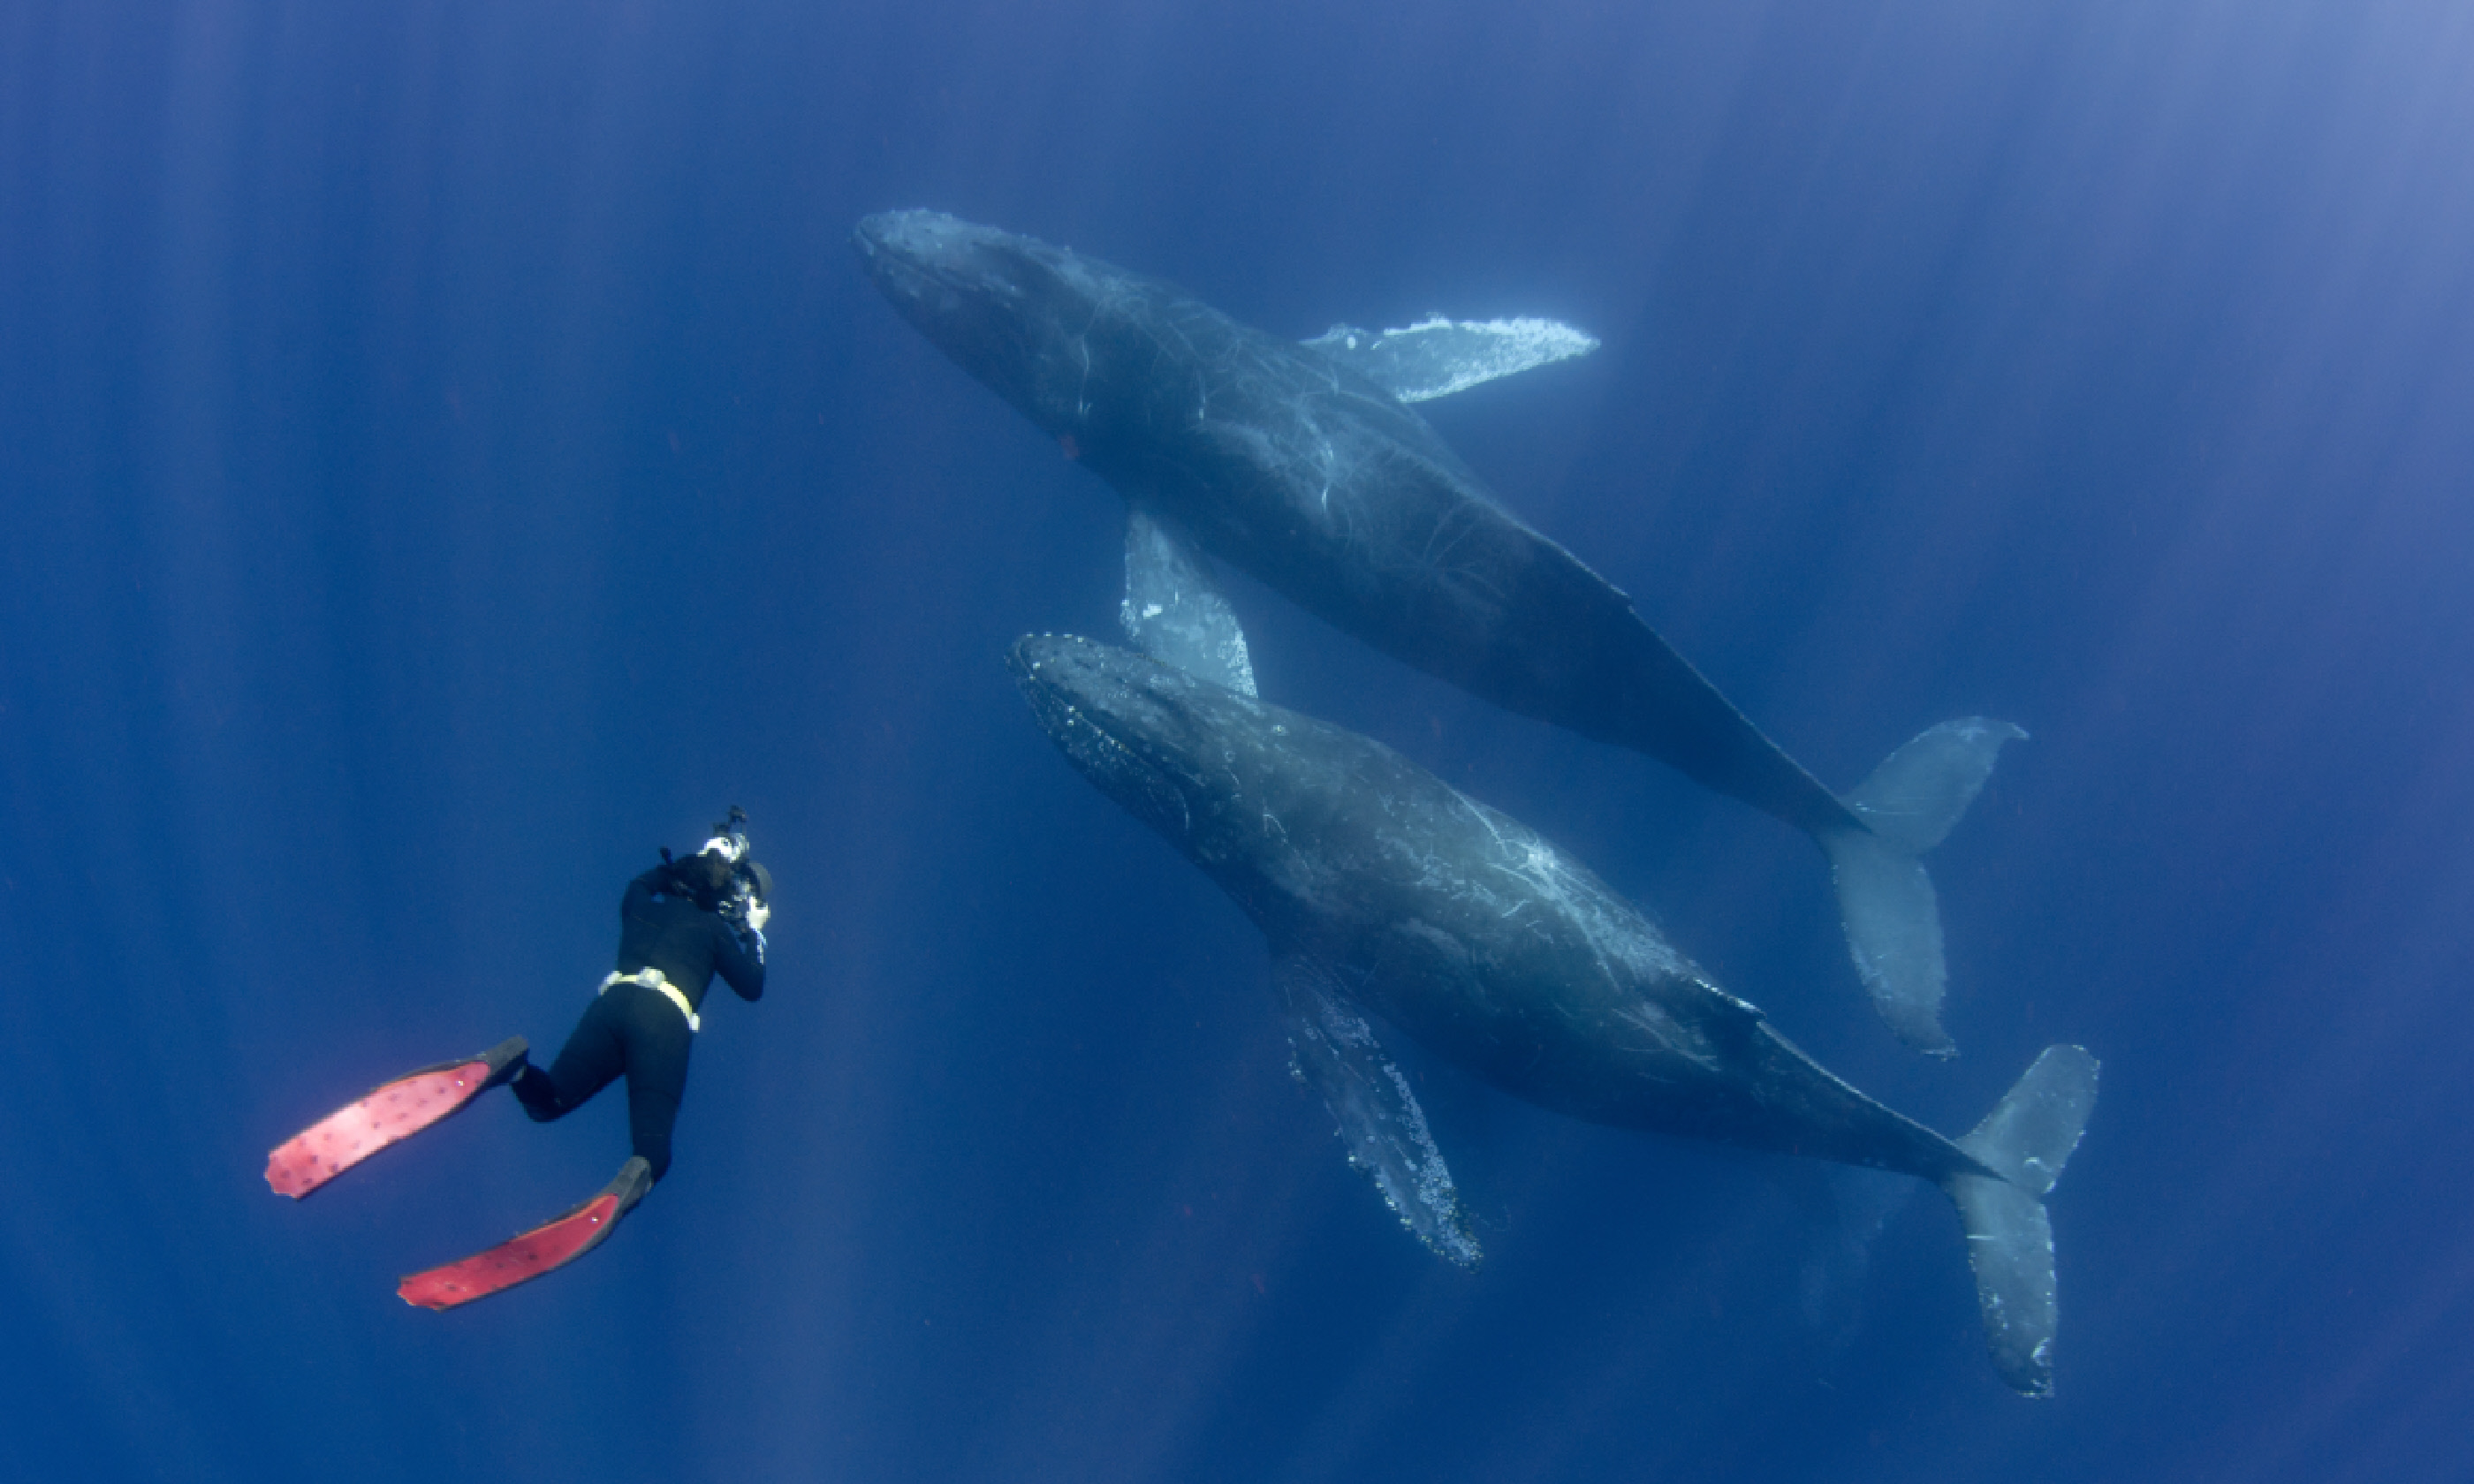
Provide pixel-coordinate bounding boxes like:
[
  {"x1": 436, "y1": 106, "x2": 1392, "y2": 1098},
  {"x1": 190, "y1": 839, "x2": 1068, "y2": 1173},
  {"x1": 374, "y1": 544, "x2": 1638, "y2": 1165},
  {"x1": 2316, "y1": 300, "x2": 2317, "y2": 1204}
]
[
  {"x1": 1819, "y1": 717, "x2": 2028, "y2": 1056},
  {"x1": 1938, "y1": 1044, "x2": 2100, "y2": 1397}
]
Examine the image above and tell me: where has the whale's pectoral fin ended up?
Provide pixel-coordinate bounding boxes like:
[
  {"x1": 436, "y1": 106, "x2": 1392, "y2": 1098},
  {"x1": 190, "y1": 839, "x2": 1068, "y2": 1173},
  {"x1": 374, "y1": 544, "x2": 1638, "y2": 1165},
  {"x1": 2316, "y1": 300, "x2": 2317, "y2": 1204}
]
[
  {"x1": 1822, "y1": 717, "x2": 2029, "y2": 1056},
  {"x1": 1302, "y1": 317, "x2": 1599, "y2": 404},
  {"x1": 1938, "y1": 1045, "x2": 2099, "y2": 1398},
  {"x1": 1120, "y1": 505, "x2": 1257, "y2": 697},
  {"x1": 1273, "y1": 956, "x2": 1480, "y2": 1268},
  {"x1": 1779, "y1": 1162, "x2": 1918, "y2": 1358}
]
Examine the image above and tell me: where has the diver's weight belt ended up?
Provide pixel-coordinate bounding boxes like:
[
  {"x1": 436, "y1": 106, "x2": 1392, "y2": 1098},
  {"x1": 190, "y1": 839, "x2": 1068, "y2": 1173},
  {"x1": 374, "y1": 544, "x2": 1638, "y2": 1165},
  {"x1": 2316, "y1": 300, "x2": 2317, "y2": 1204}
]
[{"x1": 599, "y1": 969, "x2": 699, "y2": 1033}]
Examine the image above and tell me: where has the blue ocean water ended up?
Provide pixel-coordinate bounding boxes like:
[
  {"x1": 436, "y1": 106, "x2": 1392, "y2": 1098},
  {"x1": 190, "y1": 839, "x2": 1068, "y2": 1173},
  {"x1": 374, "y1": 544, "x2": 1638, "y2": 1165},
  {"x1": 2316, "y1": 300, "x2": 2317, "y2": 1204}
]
[{"x1": 5, "y1": 1, "x2": 2471, "y2": 1480}]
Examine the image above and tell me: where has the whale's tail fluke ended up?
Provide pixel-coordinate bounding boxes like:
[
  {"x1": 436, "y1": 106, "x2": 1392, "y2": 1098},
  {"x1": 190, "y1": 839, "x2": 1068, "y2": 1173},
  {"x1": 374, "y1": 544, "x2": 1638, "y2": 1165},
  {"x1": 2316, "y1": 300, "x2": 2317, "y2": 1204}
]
[
  {"x1": 1820, "y1": 717, "x2": 2027, "y2": 1055},
  {"x1": 1938, "y1": 1045, "x2": 2099, "y2": 1397}
]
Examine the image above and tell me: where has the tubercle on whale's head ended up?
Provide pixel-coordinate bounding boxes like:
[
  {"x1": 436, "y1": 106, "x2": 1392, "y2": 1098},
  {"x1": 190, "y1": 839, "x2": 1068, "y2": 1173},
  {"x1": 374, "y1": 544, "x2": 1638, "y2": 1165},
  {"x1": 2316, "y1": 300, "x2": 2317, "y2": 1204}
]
[
  {"x1": 1006, "y1": 634, "x2": 1237, "y2": 857},
  {"x1": 853, "y1": 210, "x2": 1110, "y2": 439}
]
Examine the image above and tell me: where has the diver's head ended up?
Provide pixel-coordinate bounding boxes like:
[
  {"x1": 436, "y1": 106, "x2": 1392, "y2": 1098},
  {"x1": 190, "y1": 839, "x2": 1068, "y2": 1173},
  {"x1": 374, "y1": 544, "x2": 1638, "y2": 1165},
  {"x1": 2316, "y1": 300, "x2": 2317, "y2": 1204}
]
[{"x1": 673, "y1": 851, "x2": 736, "y2": 911}]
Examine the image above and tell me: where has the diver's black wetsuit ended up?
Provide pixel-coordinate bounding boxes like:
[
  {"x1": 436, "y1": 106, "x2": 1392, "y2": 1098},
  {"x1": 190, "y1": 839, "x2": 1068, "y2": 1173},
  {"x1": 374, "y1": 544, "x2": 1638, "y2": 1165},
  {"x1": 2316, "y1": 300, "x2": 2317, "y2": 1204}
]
[{"x1": 512, "y1": 866, "x2": 766, "y2": 1180}]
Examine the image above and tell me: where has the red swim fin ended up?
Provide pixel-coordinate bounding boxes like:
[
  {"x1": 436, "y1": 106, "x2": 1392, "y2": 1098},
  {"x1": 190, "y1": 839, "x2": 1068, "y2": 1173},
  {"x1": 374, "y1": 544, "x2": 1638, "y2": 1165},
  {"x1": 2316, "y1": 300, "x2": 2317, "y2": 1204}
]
[
  {"x1": 265, "y1": 1038, "x2": 529, "y2": 1199},
  {"x1": 397, "y1": 1157, "x2": 653, "y2": 1311}
]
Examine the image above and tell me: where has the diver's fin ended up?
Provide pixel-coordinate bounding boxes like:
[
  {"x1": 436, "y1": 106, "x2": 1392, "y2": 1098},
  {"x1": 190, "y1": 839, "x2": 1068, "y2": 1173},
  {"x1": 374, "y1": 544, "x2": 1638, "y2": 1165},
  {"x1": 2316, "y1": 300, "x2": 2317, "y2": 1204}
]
[
  {"x1": 1273, "y1": 955, "x2": 1480, "y2": 1268},
  {"x1": 1120, "y1": 505, "x2": 1257, "y2": 696},
  {"x1": 265, "y1": 1037, "x2": 529, "y2": 1199},
  {"x1": 1820, "y1": 718, "x2": 2027, "y2": 1056},
  {"x1": 1302, "y1": 316, "x2": 1599, "y2": 403},
  {"x1": 398, "y1": 1156, "x2": 653, "y2": 1311},
  {"x1": 1938, "y1": 1045, "x2": 2100, "y2": 1397}
]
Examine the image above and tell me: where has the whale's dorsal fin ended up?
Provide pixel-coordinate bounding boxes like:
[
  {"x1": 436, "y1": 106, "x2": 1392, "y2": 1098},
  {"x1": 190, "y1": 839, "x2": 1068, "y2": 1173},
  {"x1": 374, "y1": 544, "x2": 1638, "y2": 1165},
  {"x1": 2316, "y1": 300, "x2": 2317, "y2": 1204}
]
[
  {"x1": 1273, "y1": 954, "x2": 1481, "y2": 1268},
  {"x1": 1302, "y1": 316, "x2": 1599, "y2": 403},
  {"x1": 1119, "y1": 505, "x2": 1257, "y2": 696}
]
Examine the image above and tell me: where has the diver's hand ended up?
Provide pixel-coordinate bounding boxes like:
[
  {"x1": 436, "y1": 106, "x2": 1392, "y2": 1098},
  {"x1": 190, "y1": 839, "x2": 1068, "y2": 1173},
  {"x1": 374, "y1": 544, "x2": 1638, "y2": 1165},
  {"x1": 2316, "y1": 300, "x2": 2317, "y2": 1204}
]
[{"x1": 744, "y1": 900, "x2": 770, "y2": 932}]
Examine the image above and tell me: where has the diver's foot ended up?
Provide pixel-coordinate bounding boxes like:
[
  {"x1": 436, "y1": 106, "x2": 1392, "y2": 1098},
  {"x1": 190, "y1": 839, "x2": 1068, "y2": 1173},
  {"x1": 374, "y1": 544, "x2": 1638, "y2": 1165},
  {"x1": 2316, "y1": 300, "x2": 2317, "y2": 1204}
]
[{"x1": 507, "y1": 1059, "x2": 565, "y2": 1122}]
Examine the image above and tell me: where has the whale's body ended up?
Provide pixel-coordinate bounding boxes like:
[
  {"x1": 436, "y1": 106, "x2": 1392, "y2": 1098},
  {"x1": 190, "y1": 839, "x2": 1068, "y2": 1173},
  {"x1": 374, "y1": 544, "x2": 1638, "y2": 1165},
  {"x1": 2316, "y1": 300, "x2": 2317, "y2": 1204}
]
[
  {"x1": 856, "y1": 210, "x2": 1844, "y2": 829},
  {"x1": 1009, "y1": 634, "x2": 2097, "y2": 1397},
  {"x1": 858, "y1": 210, "x2": 2021, "y2": 1055}
]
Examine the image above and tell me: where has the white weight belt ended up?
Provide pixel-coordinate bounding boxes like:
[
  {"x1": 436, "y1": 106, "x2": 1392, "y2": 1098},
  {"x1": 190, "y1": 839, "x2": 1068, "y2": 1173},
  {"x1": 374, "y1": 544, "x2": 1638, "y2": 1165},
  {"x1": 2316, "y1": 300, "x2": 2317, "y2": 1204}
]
[{"x1": 600, "y1": 968, "x2": 700, "y2": 1034}]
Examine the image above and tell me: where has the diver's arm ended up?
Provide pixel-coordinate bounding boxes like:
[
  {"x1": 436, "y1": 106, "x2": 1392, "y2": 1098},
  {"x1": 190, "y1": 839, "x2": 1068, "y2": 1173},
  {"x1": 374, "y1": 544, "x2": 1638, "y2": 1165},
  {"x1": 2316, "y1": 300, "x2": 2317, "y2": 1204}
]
[
  {"x1": 713, "y1": 920, "x2": 767, "y2": 1002},
  {"x1": 622, "y1": 864, "x2": 672, "y2": 920}
]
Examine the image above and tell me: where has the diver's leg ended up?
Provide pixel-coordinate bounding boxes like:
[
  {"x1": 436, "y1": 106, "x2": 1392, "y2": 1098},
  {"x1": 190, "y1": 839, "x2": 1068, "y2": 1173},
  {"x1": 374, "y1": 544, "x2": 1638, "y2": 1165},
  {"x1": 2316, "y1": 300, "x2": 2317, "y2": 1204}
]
[
  {"x1": 616, "y1": 991, "x2": 694, "y2": 1182},
  {"x1": 516, "y1": 994, "x2": 626, "y2": 1123}
]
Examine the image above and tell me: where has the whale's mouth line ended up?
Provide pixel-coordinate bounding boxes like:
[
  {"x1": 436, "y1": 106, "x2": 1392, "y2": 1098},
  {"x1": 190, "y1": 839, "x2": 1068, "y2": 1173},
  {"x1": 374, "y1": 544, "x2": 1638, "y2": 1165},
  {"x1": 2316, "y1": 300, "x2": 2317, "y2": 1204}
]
[
  {"x1": 1007, "y1": 639, "x2": 1195, "y2": 815},
  {"x1": 854, "y1": 236, "x2": 967, "y2": 302},
  {"x1": 854, "y1": 217, "x2": 1028, "y2": 310},
  {"x1": 1011, "y1": 654, "x2": 1138, "y2": 753}
]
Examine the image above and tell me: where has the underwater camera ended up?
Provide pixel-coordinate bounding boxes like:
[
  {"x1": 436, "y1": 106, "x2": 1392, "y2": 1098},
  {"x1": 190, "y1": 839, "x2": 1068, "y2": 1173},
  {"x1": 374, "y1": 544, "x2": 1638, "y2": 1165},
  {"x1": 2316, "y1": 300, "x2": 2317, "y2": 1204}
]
[{"x1": 710, "y1": 806, "x2": 771, "y2": 932}]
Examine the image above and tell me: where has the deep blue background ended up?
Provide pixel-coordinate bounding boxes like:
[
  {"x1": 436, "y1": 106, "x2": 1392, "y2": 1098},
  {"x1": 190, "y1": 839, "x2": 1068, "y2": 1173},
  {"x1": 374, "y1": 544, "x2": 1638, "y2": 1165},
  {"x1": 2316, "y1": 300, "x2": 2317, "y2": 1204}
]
[{"x1": 6, "y1": 2, "x2": 2472, "y2": 1480}]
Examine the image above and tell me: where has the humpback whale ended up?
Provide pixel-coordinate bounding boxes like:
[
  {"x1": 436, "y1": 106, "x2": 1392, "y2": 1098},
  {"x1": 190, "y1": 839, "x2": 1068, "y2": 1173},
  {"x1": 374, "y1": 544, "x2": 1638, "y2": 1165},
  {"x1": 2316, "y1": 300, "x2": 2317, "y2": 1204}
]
[
  {"x1": 1007, "y1": 633, "x2": 2097, "y2": 1397},
  {"x1": 856, "y1": 210, "x2": 2020, "y2": 1055}
]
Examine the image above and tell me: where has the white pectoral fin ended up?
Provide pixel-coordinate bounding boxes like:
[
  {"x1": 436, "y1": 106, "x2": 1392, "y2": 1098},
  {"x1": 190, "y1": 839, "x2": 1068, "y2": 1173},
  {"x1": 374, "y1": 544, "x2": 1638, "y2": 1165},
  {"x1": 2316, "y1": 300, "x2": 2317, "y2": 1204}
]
[
  {"x1": 1273, "y1": 957, "x2": 1480, "y2": 1268},
  {"x1": 1119, "y1": 505, "x2": 1258, "y2": 697},
  {"x1": 1302, "y1": 316, "x2": 1599, "y2": 403},
  {"x1": 1778, "y1": 1162, "x2": 1918, "y2": 1353}
]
